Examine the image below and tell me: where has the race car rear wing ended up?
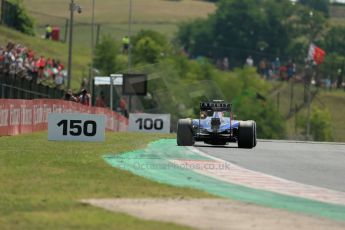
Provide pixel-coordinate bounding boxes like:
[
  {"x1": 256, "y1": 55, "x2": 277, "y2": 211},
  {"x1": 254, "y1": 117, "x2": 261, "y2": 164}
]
[{"x1": 200, "y1": 101, "x2": 232, "y2": 112}]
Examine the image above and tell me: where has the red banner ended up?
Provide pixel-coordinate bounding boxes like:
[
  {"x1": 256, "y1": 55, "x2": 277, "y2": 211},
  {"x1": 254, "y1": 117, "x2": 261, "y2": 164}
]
[{"x1": 0, "y1": 99, "x2": 128, "y2": 136}]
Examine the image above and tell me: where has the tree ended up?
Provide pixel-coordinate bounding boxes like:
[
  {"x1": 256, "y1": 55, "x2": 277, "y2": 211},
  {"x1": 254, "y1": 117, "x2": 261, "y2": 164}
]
[
  {"x1": 93, "y1": 35, "x2": 123, "y2": 75},
  {"x1": 177, "y1": 14, "x2": 216, "y2": 58},
  {"x1": 285, "y1": 5, "x2": 326, "y2": 62},
  {"x1": 322, "y1": 26, "x2": 345, "y2": 56},
  {"x1": 131, "y1": 30, "x2": 171, "y2": 64},
  {"x1": 231, "y1": 67, "x2": 286, "y2": 139},
  {"x1": 176, "y1": 0, "x2": 326, "y2": 65},
  {"x1": 3, "y1": 0, "x2": 35, "y2": 35},
  {"x1": 133, "y1": 37, "x2": 163, "y2": 64},
  {"x1": 232, "y1": 92, "x2": 286, "y2": 139}
]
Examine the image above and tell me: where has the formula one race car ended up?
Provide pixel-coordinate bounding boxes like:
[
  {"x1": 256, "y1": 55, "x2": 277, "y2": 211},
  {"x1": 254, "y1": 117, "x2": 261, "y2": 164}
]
[{"x1": 177, "y1": 100, "x2": 257, "y2": 148}]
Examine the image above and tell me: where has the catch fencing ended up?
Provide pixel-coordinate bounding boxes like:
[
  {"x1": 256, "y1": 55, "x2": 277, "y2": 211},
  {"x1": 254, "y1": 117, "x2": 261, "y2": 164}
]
[{"x1": 0, "y1": 99, "x2": 128, "y2": 136}]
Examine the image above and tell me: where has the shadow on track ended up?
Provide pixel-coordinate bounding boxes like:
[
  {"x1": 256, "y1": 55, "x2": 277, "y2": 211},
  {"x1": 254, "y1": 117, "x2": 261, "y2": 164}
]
[{"x1": 193, "y1": 144, "x2": 238, "y2": 149}]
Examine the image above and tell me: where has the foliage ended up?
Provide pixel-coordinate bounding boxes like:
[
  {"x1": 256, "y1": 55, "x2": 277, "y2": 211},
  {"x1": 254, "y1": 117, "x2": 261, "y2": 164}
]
[
  {"x1": 6, "y1": 0, "x2": 35, "y2": 36},
  {"x1": 93, "y1": 35, "x2": 124, "y2": 75},
  {"x1": 131, "y1": 30, "x2": 171, "y2": 64},
  {"x1": 177, "y1": 18, "x2": 214, "y2": 59},
  {"x1": 133, "y1": 36, "x2": 164, "y2": 64},
  {"x1": 140, "y1": 56, "x2": 286, "y2": 138},
  {"x1": 176, "y1": 0, "x2": 326, "y2": 65},
  {"x1": 321, "y1": 25, "x2": 345, "y2": 56},
  {"x1": 310, "y1": 107, "x2": 333, "y2": 141},
  {"x1": 320, "y1": 53, "x2": 344, "y2": 83},
  {"x1": 317, "y1": 25, "x2": 345, "y2": 82},
  {"x1": 286, "y1": 5, "x2": 326, "y2": 61},
  {"x1": 234, "y1": 94, "x2": 286, "y2": 139},
  {"x1": 296, "y1": 106, "x2": 333, "y2": 141},
  {"x1": 231, "y1": 68, "x2": 286, "y2": 139}
]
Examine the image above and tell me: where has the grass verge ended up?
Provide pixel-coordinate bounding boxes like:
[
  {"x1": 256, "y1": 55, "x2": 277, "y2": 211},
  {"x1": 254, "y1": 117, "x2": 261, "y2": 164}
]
[
  {"x1": 285, "y1": 88, "x2": 345, "y2": 142},
  {"x1": 0, "y1": 131, "x2": 212, "y2": 230}
]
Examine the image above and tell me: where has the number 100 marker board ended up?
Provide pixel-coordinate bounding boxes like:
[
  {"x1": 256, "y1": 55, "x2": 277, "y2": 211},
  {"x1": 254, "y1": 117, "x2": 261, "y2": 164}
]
[
  {"x1": 48, "y1": 113, "x2": 105, "y2": 142},
  {"x1": 128, "y1": 113, "x2": 170, "y2": 134}
]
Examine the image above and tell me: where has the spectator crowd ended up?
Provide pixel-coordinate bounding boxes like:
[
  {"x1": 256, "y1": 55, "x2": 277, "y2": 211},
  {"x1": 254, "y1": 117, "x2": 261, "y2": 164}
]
[
  {"x1": 216, "y1": 55, "x2": 297, "y2": 81},
  {"x1": 0, "y1": 42, "x2": 66, "y2": 86},
  {"x1": 255, "y1": 57, "x2": 296, "y2": 81}
]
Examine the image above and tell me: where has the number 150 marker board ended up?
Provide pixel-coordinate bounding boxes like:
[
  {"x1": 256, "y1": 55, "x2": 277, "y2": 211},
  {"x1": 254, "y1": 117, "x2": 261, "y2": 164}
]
[{"x1": 48, "y1": 113, "x2": 105, "y2": 142}]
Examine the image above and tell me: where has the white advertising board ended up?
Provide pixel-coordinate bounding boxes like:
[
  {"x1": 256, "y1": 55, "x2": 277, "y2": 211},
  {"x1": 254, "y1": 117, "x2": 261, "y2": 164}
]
[
  {"x1": 48, "y1": 113, "x2": 105, "y2": 142},
  {"x1": 128, "y1": 113, "x2": 170, "y2": 134},
  {"x1": 94, "y1": 75, "x2": 123, "y2": 85}
]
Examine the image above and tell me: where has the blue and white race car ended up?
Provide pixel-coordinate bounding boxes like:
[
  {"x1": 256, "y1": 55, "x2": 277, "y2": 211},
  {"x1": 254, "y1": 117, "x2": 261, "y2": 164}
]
[{"x1": 177, "y1": 100, "x2": 257, "y2": 148}]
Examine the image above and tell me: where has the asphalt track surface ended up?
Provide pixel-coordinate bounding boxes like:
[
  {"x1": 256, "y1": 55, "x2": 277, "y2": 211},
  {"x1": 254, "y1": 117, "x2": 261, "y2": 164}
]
[{"x1": 195, "y1": 140, "x2": 345, "y2": 192}]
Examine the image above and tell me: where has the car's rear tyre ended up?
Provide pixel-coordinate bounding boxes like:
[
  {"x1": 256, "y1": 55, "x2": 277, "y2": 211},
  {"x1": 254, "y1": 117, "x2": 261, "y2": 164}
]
[
  {"x1": 177, "y1": 118, "x2": 195, "y2": 146},
  {"x1": 250, "y1": 120, "x2": 257, "y2": 147},
  {"x1": 238, "y1": 121, "x2": 256, "y2": 149}
]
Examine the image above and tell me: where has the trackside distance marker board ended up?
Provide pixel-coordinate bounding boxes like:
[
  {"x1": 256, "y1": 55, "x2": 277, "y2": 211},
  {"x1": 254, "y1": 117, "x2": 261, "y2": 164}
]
[
  {"x1": 128, "y1": 113, "x2": 170, "y2": 134},
  {"x1": 48, "y1": 113, "x2": 105, "y2": 142}
]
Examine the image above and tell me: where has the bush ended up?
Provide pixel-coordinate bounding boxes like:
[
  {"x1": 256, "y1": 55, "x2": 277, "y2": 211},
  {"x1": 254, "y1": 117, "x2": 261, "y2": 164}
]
[
  {"x1": 93, "y1": 35, "x2": 122, "y2": 75},
  {"x1": 297, "y1": 106, "x2": 333, "y2": 141},
  {"x1": 176, "y1": 0, "x2": 326, "y2": 66},
  {"x1": 235, "y1": 95, "x2": 286, "y2": 139},
  {"x1": 131, "y1": 30, "x2": 171, "y2": 64},
  {"x1": 310, "y1": 107, "x2": 333, "y2": 141},
  {"x1": 5, "y1": 0, "x2": 35, "y2": 36},
  {"x1": 133, "y1": 37, "x2": 163, "y2": 64}
]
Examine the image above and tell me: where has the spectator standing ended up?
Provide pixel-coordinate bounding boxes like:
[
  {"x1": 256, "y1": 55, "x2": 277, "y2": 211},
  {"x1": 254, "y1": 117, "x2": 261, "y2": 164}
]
[
  {"x1": 45, "y1": 25, "x2": 52, "y2": 39},
  {"x1": 287, "y1": 60, "x2": 295, "y2": 80},
  {"x1": 95, "y1": 91, "x2": 106, "y2": 107},
  {"x1": 44, "y1": 58, "x2": 54, "y2": 79},
  {"x1": 119, "y1": 98, "x2": 129, "y2": 118},
  {"x1": 79, "y1": 89, "x2": 91, "y2": 106},
  {"x1": 245, "y1": 55, "x2": 254, "y2": 66},
  {"x1": 80, "y1": 78, "x2": 89, "y2": 91},
  {"x1": 6, "y1": 42, "x2": 14, "y2": 51},
  {"x1": 223, "y1": 57, "x2": 229, "y2": 71},
  {"x1": 279, "y1": 65, "x2": 288, "y2": 80},
  {"x1": 259, "y1": 58, "x2": 267, "y2": 78},
  {"x1": 36, "y1": 56, "x2": 46, "y2": 80},
  {"x1": 337, "y1": 68, "x2": 343, "y2": 89},
  {"x1": 0, "y1": 48, "x2": 4, "y2": 70},
  {"x1": 122, "y1": 36, "x2": 130, "y2": 54},
  {"x1": 26, "y1": 48, "x2": 35, "y2": 59},
  {"x1": 64, "y1": 89, "x2": 77, "y2": 102},
  {"x1": 273, "y1": 57, "x2": 281, "y2": 77}
]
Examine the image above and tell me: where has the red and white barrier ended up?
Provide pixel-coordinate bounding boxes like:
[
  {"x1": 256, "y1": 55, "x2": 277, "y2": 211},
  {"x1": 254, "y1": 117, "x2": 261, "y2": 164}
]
[{"x1": 0, "y1": 99, "x2": 128, "y2": 136}]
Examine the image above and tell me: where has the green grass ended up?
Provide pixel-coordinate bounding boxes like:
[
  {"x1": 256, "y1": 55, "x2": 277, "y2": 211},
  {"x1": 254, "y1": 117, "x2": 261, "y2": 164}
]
[
  {"x1": 23, "y1": 0, "x2": 215, "y2": 24},
  {"x1": 0, "y1": 131, "x2": 212, "y2": 229},
  {"x1": 269, "y1": 81, "x2": 345, "y2": 142},
  {"x1": 24, "y1": 0, "x2": 215, "y2": 45},
  {"x1": 316, "y1": 90, "x2": 345, "y2": 141},
  {"x1": 330, "y1": 4, "x2": 345, "y2": 19},
  {"x1": 269, "y1": 81, "x2": 307, "y2": 118},
  {"x1": 281, "y1": 87, "x2": 345, "y2": 142}
]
